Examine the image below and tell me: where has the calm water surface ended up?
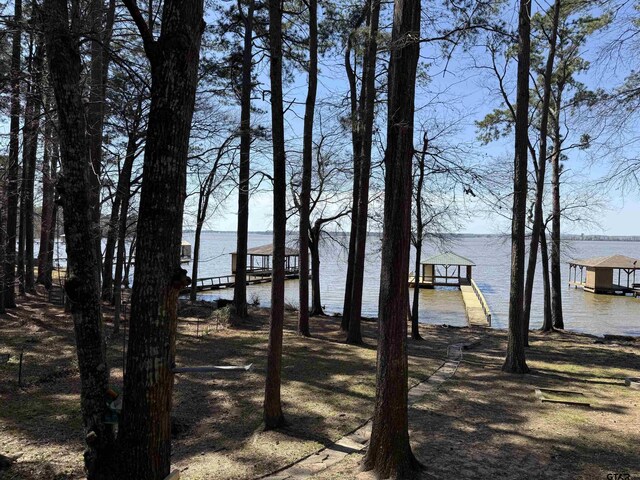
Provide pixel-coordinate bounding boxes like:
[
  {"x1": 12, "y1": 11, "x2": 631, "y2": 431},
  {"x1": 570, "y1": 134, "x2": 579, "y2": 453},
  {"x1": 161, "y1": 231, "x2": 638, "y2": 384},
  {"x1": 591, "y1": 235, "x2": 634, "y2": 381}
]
[{"x1": 179, "y1": 232, "x2": 640, "y2": 337}]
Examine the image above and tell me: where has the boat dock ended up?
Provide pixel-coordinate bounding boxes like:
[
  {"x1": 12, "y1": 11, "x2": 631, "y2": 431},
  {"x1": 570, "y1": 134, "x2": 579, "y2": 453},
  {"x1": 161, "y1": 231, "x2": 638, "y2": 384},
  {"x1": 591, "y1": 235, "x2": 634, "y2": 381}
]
[
  {"x1": 411, "y1": 252, "x2": 492, "y2": 327},
  {"x1": 460, "y1": 279, "x2": 492, "y2": 327},
  {"x1": 186, "y1": 270, "x2": 299, "y2": 294},
  {"x1": 568, "y1": 255, "x2": 639, "y2": 295},
  {"x1": 568, "y1": 280, "x2": 635, "y2": 295},
  {"x1": 184, "y1": 243, "x2": 300, "y2": 295}
]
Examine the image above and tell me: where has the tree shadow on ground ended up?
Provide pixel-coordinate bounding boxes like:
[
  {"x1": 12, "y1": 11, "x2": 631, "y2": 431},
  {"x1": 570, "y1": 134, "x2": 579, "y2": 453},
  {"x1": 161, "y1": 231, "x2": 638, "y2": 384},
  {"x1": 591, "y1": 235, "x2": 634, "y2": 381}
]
[{"x1": 402, "y1": 329, "x2": 640, "y2": 480}]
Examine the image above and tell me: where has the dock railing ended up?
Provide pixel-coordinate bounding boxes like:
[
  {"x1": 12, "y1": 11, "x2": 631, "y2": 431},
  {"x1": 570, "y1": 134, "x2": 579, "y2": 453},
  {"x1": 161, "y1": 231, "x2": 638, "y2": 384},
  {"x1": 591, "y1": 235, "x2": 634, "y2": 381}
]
[
  {"x1": 195, "y1": 275, "x2": 236, "y2": 291},
  {"x1": 470, "y1": 279, "x2": 492, "y2": 326}
]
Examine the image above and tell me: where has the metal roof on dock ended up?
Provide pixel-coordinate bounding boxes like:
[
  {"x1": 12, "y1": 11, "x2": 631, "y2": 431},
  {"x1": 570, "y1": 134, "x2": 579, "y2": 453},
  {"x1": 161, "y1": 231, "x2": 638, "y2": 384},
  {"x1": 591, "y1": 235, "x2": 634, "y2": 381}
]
[
  {"x1": 569, "y1": 255, "x2": 639, "y2": 269},
  {"x1": 420, "y1": 251, "x2": 475, "y2": 266}
]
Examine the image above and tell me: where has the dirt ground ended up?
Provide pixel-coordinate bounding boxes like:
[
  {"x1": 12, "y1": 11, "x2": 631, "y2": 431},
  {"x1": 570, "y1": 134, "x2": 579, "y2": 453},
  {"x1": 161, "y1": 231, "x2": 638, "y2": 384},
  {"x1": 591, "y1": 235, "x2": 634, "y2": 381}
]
[
  {"x1": 315, "y1": 330, "x2": 640, "y2": 480},
  {"x1": 1, "y1": 293, "x2": 639, "y2": 480}
]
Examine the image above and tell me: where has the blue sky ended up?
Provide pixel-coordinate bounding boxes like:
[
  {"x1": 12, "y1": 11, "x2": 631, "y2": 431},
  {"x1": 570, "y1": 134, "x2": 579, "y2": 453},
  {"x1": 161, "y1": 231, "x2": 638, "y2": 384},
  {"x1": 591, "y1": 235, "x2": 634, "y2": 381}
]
[{"x1": 189, "y1": 0, "x2": 640, "y2": 236}]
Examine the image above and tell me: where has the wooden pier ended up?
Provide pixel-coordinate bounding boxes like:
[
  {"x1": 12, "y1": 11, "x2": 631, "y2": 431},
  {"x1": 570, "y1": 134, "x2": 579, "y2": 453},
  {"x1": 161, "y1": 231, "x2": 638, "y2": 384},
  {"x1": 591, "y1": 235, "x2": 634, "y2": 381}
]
[
  {"x1": 460, "y1": 279, "x2": 492, "y2": 327},
  {"x1": 184, "y1": 269, "x2": 299, "y2": 294},
  {"x1": 184, "y1": 243, "x2": 301, "y2": 295}
]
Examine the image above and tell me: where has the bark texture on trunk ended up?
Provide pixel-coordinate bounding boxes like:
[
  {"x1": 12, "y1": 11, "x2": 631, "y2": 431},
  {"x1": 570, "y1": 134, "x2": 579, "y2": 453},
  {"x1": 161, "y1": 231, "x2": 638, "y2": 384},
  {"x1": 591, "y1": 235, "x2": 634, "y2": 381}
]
[
  {"x1": 233, "y1": 0, "x2": 254, "y2": 319},
  {"x1": 37, "y1": 95, "x2": 57, "y2": 288},
  {"x1": 361, "y1": 0, "x2": 422, "y2": 474},
  {"x1": 309, "y1": 223, "x2": 324, "y2": 316},
  {"x1": 93, "y1": 0, "x2": 117, "y2": 302},
  {"x1": 4, "y1": 0, "x2": 22, "y2": 308},
  {"x1": 264, "y1": 0, "x2": 286, "y2": 430},
  {"x1": 341, "y1": 8, "x2": 367, "y2": 331},
  {"x1": 0, "y1": 206, "x2": 5, "y2": 313},
  {"x1": 540, "y1": 227, "x2": 553, "y2": 332},
  {"x1": 112, "y1": 120, "x2": 138, "y2": 332},
  {"x1": 88, "y1": 0, "x2": 116, "y2": 282},
  {"x1": 503, "y1": 0, "x2": 531, "y2": 374},
  {"x1": 113, "y1": 174, "x2": 134, "y2": 330},
  {"x1": 298, "y1": 0, "x2": 317, "y2": 336},
  {"x1": 190, "y1": 202, "x2": 206, "y2": 302},
  {"x1": 346, "y1": 0, "x2": 381, "y2": 345},
  {"x1": 20, "y1": 32, "x2": 44, "y2": 294},
  {"x1": 550, "y1": 108, "x2": 564, "y2": 330},
  {"x1": 102, "y1": 186, "x2": 122, "y2": 302},
  {"x1": 523, "y1": 0, "x2": 560, "y2": 346},
  {"x1": 118, "y1": 2, "x2": 203, "y2": 478},
  {"x1": 43, "y1": 1, "x2": 115, "y2": 476},
  {"x1": 411, "y1": 138, "x2": 428, "y2": 341}
]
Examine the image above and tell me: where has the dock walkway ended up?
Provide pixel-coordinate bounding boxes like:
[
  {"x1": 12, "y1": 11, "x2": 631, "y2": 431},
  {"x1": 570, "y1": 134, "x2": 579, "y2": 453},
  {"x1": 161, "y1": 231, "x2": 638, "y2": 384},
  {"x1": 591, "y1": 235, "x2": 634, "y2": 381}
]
[
  {"x1": 184, "y1": 270, "x2": 299, "y2": 294},
  {"x1": 460, "y1": 279, "x2": 491, "y2": 327}
]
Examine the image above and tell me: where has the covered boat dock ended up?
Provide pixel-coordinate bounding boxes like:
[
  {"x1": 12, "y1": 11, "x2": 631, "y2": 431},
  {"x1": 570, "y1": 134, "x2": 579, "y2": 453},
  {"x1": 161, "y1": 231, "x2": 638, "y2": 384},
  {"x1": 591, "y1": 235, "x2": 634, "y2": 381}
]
[
  {"x1": 410, "y1": 251, "x2": 475, "y2": 288},
  {"x1": 410, "y1": 251, "x2": 491, "y2": 326},
  {"x1": 231, "y1": 244, "x2": 299, "y2": 276},
  {"x1": 568, "y1": 254, "x2": 640, "y2": 295},
  {"x1": 186, "y1": 244, "x2": 299, "y2": 294}
]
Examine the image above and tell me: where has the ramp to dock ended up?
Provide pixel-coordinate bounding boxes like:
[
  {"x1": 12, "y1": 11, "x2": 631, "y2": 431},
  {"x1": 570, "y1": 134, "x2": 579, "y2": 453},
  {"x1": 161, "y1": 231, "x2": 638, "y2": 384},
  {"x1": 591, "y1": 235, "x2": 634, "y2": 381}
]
[{"x1": 460, "y1": 279, "x2": 491, "y2": 327}]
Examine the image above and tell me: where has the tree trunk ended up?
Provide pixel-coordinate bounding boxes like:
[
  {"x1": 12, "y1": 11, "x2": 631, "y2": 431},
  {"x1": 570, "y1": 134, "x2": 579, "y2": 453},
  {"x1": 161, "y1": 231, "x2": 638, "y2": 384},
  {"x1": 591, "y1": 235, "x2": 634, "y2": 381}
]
[
  {"x1": 264, "y1": 0, "x2": 287, "y2": 430},
  {"x1": 37, "y1": 94, "x2": 57, "y2": 288},
  {"x1": 0, "y1": 206, "x2": 5, "y2": 313},
  {"x1": 540, "y1": 227, "x2": 553, "y2": 332},
  {"x1": 411, "y1": 138, "x2": 427, "y2": 341},
  {"x1": 233, "y1": 0, "x2": 254, "y2": 319},
  {"x1": 4, "y1": 0, "x2": 22, "y2": 308},
  {"x1": 411, "y1": 238, "x2": 423, "y2": 340},
  {"x1": 46, "y1": 145, "x2": 61, "y2": 289},
  {"x1": 341, "y1": 11, "x2": 366, "y2": 332},
  {"x1": 102, "y1": 198, "x2": 121, "y2": 302},
  {"x1": 503, "y1": 0, "x2": 531, "y2": 374},
  {"x1": 92, "y1": 0, "x2": 116, "y2": 301},
  {"x1": 190, "y1": 143, "x2": 227, "y2": 304},
  {"x1": 102, "y1": 199, "x2": 120, "y2": 302},
  {"x1": 88, "y1": 0, "x2": 116, "y2": 276},
  {"x1": 104, "y1": 110, "x2": 138, "y2": 306},
  {"x1": 48, "y1": 204, "x2": 59, "y2": 285},
  {"x1": 190, "y1": 190, "x2": 209, "y2": 302},
  {"x1": 342, "y1": 172, "x2": 359, "y2": 329},
  {"x1": 30, "y1": 46, "x2": 45, "y2": 286},
  {"x1": 43, "y1": 0, "x2": 115, "y2": 476},
  {"x1": 298, "y1": 0, "x2": 317, "y2": 336},
  {"x1": 522, "y1": 0, "x2": 559, "y2": 347},
  {"x1": 118, "y1": 2, "x2": 204, "y2": 478},
  {"x1": 550, "y1": 104, "x2": 564, "y2": 330},
  {"x1": 361, "y1": 0, "x2": 422, "y2": 474},
  {"x1": 19, "y1": 29, "x2": 44, "y2": 294},
  {"x1": 123, "y1": 235, "x2": 135, "y2": 288},
  {"x1": 113, "y1": 187, "x2": 133, "y2": 332},
  {"x1": 346, "y1": 0, "x2": 381, "y2": 345},
  {"x1": 112, "y1": 120, "x2": 138, "y2": 333},
  {"x1": 309, "y1": 224, "x2": 324, "y2": 316}
]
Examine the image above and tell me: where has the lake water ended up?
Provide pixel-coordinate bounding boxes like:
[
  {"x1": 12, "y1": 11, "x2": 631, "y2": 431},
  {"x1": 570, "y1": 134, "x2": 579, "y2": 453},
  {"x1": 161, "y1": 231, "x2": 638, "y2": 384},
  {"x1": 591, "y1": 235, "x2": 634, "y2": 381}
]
[{"x1": 181, "y1": 231, "x2": 640, "y2": 337}]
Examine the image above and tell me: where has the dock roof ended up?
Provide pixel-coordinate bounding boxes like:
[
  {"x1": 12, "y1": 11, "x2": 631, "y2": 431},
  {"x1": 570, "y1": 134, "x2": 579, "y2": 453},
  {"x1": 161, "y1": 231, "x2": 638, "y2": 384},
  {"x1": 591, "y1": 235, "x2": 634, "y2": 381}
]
[
  {"x1": 570, "y1": 254, "x2": 640, "y2": 269},
  {"x1": 421, "y1": 251, "x2": 475, "y2": 267},
  {"x1": 232, "y1": 244, "x2": 299, "y2": 256}
]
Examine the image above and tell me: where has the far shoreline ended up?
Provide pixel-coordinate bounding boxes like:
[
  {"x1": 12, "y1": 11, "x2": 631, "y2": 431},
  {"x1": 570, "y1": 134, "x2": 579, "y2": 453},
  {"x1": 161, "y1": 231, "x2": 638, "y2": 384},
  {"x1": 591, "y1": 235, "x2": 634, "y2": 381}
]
[{"x1": 184, "y1": 230, "x2": 640, "y2": 242}]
